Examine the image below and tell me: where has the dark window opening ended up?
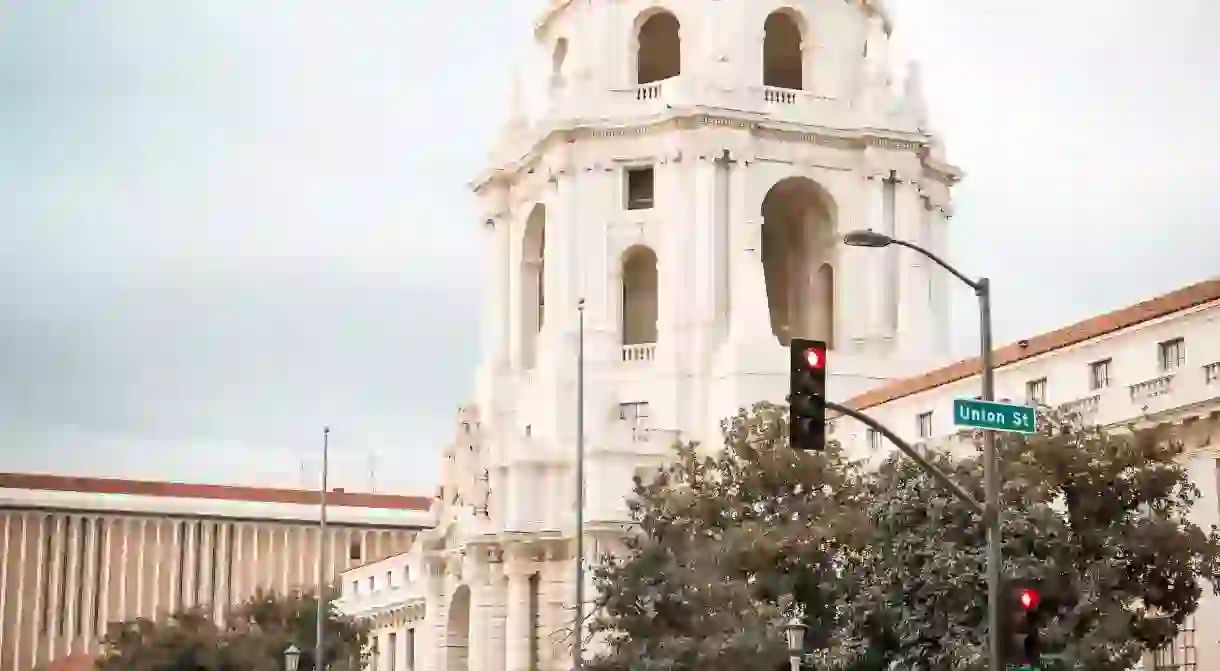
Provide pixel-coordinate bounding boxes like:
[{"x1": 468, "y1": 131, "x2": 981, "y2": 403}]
[{"x1": 626, "y1": 167, "x2": 655, "y2": 210}]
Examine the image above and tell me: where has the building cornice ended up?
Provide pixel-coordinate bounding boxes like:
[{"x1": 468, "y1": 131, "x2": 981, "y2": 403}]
[{"x1": 470, "y1": 108, "x2": 961, "y2": 198}]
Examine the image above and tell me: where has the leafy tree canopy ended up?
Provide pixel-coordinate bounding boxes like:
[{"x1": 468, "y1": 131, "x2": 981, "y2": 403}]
[
  {"x1": 587, "y1": 402, "x2": 1220, "y2": 671},
  {"x1": 94, "y1": 588, "x2": 368, "y2": 671}
]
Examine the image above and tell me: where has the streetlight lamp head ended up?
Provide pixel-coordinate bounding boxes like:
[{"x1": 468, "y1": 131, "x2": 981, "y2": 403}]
[
  {"x1": 283, "y1": 644, "x2": 301, "y2": 671},
  {"x1": 784, "y1": 616, "x2": 806, "y2": 654},
  {"x1": 842, "y1": 229, "x2": 893, "y2": 248}
]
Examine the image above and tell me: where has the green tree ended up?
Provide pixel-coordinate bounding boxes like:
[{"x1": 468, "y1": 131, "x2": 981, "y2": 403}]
[
  {"x1": 95, "y1": 588, "x2": 368, "y2": 671},
  {"x1": 585, "y1": 402, "x2": 873, "y2": 671},
  {"x1": 828, "y1": 411, "x2": 1220, "y2": 670},
  {"x1": 95, "y1": 607, "x2": 230, "y2": 671}
]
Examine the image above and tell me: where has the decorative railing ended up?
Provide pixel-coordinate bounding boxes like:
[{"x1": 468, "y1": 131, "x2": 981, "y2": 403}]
[
  {"x1": 635, "y1": 81, "x2": 663, "y2": 100},
  {"x1": 1059, "y1": 394, "x2": 1100, "y2": 419},
  {"x1": 621, "y1": 343, "x2": 656, "y2": 362},
  {"x1": 762, "y1": 85, "x2": 799, "y2": 104},
  {"x1": 1130, "y1": 374, "x2": 1174, "y2": 403}
]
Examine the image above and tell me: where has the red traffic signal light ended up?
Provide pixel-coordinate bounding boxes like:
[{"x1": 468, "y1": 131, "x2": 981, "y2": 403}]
[
  {"x1": 803, "y1": 346, "x2": 825, "y2": 370},
  {"x1": 789, "y1": 339, "x2": 827, "y2": 451},
  {"x1": 1018, "y1": 588, "x2": 1040, "y2": 610}
]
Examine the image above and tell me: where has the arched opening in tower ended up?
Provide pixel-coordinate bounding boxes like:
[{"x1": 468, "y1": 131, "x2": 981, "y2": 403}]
[
  {"x1": 520, "y1": 204, "x2": 546, "y2": 369},
  {"x1": 761, "y1": 177, "x2": 837, "y2": 347},
  {"x1": 621, "y1": 245, "x2": 658, "y2": 346},
  {"x1": 551, "y1": 37, "x2": 568, "y2": 90},
  {"x1": 763, "y1": 10, "x2": 804, "y2": 90},
  {"x1": 635, "y1": 10, "x2": 681, "y2": 85},
  {"x1": 446, "y1": 585, "x2": 471, "y2": 671}
]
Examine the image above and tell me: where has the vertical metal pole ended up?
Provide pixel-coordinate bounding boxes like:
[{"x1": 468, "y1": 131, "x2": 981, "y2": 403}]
[
  {"x1": 978, "y1": 279, "x2": 1002, "y2": 671},
  {"x1": 317, "y1": 427, "x2": 329, "y2": 671},
  {"x1": 573, "y1": 299, "x2": 586, "y2": 671}
]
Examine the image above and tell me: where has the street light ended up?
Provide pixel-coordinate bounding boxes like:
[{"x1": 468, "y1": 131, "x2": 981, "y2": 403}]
[
  {"x1": 841, "y1": 229, "x2": 893, "y2": 248},
  {"x1": 843, "y1": 228, "x2": 1001, "y2": 671},
  {"x1": 784, "y1": 616, "x2": 806, "y2": 671},
  {"x1": 283, "y1": 644, "x2": 301, "y2": 671}
]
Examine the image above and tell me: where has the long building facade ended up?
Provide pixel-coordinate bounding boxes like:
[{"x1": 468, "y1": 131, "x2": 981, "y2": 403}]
[{"x1": 0, "y1": 473, "x2": 434, "y2": 671}]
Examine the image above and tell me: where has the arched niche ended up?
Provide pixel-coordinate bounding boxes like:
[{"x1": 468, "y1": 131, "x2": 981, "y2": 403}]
[{"x1": 760, "y1": 177, "x2": 838, "y2": 347}]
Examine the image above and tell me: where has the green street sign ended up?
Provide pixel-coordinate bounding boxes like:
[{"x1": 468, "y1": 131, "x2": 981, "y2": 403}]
[{"x1": 953, "y1": 398, "x2": 1037, "y2": 434}]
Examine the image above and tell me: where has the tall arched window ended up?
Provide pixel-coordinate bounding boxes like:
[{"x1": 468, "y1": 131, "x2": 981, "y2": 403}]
[
  {"x1": 635, "y1": 10, "x2": 681, "y2": 84},
  {"x1": 763, "y1": 10, "x2": 804, "y2": 90},
  {"x1": 551, "y1": 37, "x2": 569, "y2": 89},
  {"x1": 621, "y1": 245, "x2": 658, "y2": 346},
  {"x1": 761, "y1": 177, "x2": 837, "y2": 347},
  {"x1": 520, "y1": 204, "x2": 546, "y2": 369}
]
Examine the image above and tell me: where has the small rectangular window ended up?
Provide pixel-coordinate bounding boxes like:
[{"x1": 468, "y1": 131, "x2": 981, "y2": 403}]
[
  {"x1": 1089, "y1": 359, "x2": 1111, "y2": 391},
  {"x1": 619, "y1": 401, "x2": 650, "y2": 421},
  {"x1": 1026, "y1": 377, "x2": 1048, "y2": 405},
  {"x1": 386, "y1": 570, "x2": 394, "y2": 588},
  {"x1": 388, "y1": 632, "x2": 398, "y2": 671},
  {"x1": 351, "y1": 580, "x2": 358, "y2": 596},
  {"x1": 1158, "y1": 338, "x2": 1185, "y2": 372},
  {"x1": 916, "y1": 412, "x2": 933, "y2": 439},
  {"x1": 406, "y1": 628, "x2": 416, "y2": 671},
  {"x1": 625, "y1": 167, "x2": 654, "y2": 210},
  {"x1": 368, "y1": 576, "x2": 375, "y2": 593},
  {"x1": 866, "y1": 428, "x2": 880, "y2": 451},
  {"x1": 349, "y1": 538, "x2": 363, "y2": 562}
]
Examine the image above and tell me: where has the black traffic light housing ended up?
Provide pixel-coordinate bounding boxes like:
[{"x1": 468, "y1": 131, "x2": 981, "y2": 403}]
[
  {"x1": 1004, "y1": 580, "x2": 1045, "y2": 666},
  {"x1": 788, "y1": 338, "x2": 827, "y2": 451}
]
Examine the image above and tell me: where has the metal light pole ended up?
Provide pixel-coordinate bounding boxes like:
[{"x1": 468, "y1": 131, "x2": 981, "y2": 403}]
[
  {"x1": 573, "y1": 299, "x2": 587, "y2": 671},
  {"x1": 842, "y1": 229, "x2": 1002, "y2": 671},
  {"x1": 316, "y1": 426, "x2": 330, "y2": 671}
]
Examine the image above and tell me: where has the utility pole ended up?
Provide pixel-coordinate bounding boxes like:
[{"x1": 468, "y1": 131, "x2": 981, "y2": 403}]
[
  {"x1": 572, "y1": 298, "x2": 586, "y2": 671},
  {"x1": 315, "y1": 427, "x2": 329, "y2": 671}
]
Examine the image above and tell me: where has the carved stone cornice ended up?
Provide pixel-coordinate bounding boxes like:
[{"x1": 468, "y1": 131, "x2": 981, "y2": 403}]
[{"x1": 470, "y1": 113, "x2": 939, "y2": 194}]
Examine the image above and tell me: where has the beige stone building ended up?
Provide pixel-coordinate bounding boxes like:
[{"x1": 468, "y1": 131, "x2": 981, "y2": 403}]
[{"x1": 0, "y1": 472, "x2": 433, "y2": 671}]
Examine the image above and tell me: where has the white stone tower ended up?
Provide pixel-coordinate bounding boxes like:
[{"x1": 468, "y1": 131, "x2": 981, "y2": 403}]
[{"x1": 423, "y1": 1, "x2": 963, "y2": 669}]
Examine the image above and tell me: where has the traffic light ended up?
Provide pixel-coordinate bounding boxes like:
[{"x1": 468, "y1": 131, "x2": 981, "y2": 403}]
[
  {"x1": 1005, "y1": 581, "x2": 1045, "y2": 667},
  {"x1": 788, "y1": 338, "x2": 827, "y2": 451}
]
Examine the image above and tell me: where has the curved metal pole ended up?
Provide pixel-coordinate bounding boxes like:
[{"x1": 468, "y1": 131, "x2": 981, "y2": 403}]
[
  {"x1": 890, "y1": 238, "x2": 980, "y2": 292},
  {"x1": 824, "y1": 401, "x2": 982, "y2": 516}
]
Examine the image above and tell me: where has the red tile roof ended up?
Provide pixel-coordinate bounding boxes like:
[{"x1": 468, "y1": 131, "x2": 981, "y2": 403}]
[
  {"x1": 843, "y1": 277, "x2": 1220, "y2": 411},
  {"x1": 0, "y1": 472, "x2": 432, "y2": 511}
]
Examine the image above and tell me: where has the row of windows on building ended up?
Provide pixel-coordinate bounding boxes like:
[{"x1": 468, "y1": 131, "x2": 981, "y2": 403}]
[
  {"x1": 350, "y1": 565, "x2": 411, "y2": 597},
  {"x1": 860, "y1": 337, "x2": 1199, "y2": 451}
]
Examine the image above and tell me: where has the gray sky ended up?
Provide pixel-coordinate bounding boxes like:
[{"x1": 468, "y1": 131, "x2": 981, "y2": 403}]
[{"x1": 1, "y1": 1, "x2": 1217, "y2": 495}]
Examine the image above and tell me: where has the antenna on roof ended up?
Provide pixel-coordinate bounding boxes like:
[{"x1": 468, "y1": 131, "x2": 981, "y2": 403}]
[
  {"x1": 368, "y1": 454, "x2": 377, "y2": 493},
  {"x1": 299, "y1": 460, "x2": 307, "y2": 488}
]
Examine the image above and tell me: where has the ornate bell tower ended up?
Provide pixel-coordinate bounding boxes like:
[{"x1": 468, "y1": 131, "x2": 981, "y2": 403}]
[{"x1": 439, "y1": 1, "x2": 963, "y2": 668}]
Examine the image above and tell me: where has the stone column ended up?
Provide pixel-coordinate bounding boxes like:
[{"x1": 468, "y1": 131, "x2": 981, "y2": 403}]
[
  {"x1": 928, "y1": 202, "x2": 952, "y2": 357},
  {"x1": 725, "y1": 154, "x2": 770, "y2": 344},
  {"x1": 423, "y1": 557, "x2": 445, "y2": 671},
  {"x1": 862, "y1": 171, "x2": 894, "y2": 346},
  {"x1": 894, "y1": 176, "x2": 927, "y2": 359},
  {"x1": 486, "y1": 559, "x2": 507, "y2": 671},
  {"x1": 503, "y1": 557, "x2": 533, "y2": 671},
  {"x1": 469, "y1": 557, "x2": 493, "y2": 671}
]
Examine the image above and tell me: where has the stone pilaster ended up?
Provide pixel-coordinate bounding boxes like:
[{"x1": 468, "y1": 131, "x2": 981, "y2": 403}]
[
  {"x1": 894, "y1": 176, "x2": 927, "y2": 359},
  {"x1": 503, "y1": 556, "x2": 533, "y2": 671},
  {"x1": 725, "y1": 154, "x2": 770, "y2": 346}
]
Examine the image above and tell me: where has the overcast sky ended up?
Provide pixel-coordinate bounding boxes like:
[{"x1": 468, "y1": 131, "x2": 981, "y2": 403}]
[{"x1": 1, "y1": 1, "x2": 1216, "y2": 495}]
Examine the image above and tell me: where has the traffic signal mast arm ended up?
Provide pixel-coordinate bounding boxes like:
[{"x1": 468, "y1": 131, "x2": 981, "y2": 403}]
[{"x1": 825, "y1": 400, "x2": 984, "y2": 516}]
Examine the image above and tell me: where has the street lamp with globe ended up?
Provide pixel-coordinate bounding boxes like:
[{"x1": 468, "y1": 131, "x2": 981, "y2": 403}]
[
  {"x1": 283, "y1": 643, "x2": 301, "y2": 671},
  {"x1": 784, "y1": 617, "x2": 806, "y2": 671}
]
